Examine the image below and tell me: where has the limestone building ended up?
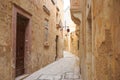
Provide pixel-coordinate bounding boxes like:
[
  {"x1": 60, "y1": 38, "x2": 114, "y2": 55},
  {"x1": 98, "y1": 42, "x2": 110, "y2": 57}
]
[
  {"x1": 70, "y1": 31, "x2": 79, "y2": 56},
  {"x1": 63, "y1": 4, "x2": 79, "y2": 56},
  {"x1": 70, "y1": 0, "x2": 120, "y2": 80},
  {"x1": 0, "y1": 0, "x2": 64, "y2": 79}
]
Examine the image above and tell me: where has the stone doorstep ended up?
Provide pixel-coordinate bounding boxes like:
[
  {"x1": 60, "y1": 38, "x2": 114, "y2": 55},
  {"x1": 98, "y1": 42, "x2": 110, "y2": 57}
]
[{"x1": 15, "y1": 74, "x2": 29, "y2": 80}]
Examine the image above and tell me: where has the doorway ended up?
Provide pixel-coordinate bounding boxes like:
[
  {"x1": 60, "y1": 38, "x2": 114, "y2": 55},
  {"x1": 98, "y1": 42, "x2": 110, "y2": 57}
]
[
  {"x1": 15, "y1": 13, "x2": 29, "y2": 77},
  {"x1": 13, "y1": 5, "x2": 32, "y2": 78},
  {"x1": 55, "y1": 35, "x2": 59, "y2": 60}
]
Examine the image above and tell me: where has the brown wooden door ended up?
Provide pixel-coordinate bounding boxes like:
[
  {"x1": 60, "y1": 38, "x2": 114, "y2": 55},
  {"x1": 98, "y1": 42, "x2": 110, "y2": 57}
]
[{"x1": 15, "y1": 13, "x2": 29, "y2": 77}]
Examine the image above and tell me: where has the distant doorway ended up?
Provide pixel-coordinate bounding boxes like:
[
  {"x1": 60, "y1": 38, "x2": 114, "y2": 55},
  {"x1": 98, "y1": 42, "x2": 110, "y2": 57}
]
[
  {"x1": 55, "y1": 35, "x2": 59, "y2": 60},
  {"x1": 15, "y1": 13, "x2": 29, "y2": 77}
]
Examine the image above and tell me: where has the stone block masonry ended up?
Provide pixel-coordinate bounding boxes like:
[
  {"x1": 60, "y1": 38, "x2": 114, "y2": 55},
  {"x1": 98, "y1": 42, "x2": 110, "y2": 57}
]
[
  {"x1": 70, "y1": 0, "x2": 120, "y2": 80},
  {"x1": 0, "y1": 0, "x2": 64, "y2": 80}
]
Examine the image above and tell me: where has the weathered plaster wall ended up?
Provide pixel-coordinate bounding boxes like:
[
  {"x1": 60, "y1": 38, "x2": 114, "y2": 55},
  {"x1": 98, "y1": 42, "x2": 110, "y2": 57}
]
[
  {"x1": 111, "y1": 1, "x2": 120, "y2": 80},
  {"x1": 92, "y1": 0, "x2": 120, "y2": 80},
  {"x1": 70, "y1": 32, "x2": 79, "y2": 56},
  {"x1": 64, "y1": 33, "x2": 70, "y2": 52},
  {"x1": 0, "y1": 0, "x2": 63, "y2": 80},
  {"x1": 55, "y1": 0, "x2": 64, "y2": 59},
  {"x1": 71, "y1": 0, "x2": 120, "y2": 80}
]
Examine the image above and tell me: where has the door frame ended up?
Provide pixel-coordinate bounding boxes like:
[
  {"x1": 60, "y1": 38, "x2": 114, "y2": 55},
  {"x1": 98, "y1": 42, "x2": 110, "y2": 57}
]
[{"x1": 12, "y1": 4, "x2": 32, "y2": 78}]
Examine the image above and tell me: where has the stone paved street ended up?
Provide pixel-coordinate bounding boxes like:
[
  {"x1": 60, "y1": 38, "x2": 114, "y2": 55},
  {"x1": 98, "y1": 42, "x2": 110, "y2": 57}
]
[{"x1": 24, "y1": 51, "x2": 81, "y2": 80}]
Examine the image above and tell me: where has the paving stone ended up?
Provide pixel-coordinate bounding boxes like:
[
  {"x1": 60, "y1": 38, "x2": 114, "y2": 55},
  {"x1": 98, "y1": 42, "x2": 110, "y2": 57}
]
[
  {"x1": 62, "y1": 79, "x2": 81, "y2": 80},
  {"x1": 53, "y1": 75, "x2": 62, "y2": 80},
  {"x1": 64, "y1": 72, "x2": 74, "y2": 79},
  {"x1": 24, "y1": 51, "x2": 82, "y2": 80},
  {"x1": 64, "y1": 72, "x2": 80, "y2": 79},
  {"x1": 73, "y1": 74, "x2": 80, "y2": 79},
  {"x1": 38, "y1": 74, "x2": 54, "y2": 80}
]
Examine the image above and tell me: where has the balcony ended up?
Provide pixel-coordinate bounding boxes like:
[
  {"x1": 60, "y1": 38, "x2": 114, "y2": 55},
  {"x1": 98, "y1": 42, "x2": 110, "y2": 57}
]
[
  {"x1": 70, "y1": 0, "x2": 81, "y2": 12},
  {"x1": 70, "y1": 0, "x2": 83, "y2": 25}
]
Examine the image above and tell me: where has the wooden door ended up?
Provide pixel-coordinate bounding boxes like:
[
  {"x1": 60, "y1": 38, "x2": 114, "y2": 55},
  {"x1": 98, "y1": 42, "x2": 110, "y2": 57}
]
[{"x1": 15, "y1": 13, "x2": 29, "y2": 77}]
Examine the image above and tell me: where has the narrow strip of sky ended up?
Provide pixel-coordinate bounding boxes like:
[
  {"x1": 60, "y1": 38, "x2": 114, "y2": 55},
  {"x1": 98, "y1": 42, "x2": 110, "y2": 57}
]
[{"x1": 64, "y1": 0, "x2": 70, "y2": 10}]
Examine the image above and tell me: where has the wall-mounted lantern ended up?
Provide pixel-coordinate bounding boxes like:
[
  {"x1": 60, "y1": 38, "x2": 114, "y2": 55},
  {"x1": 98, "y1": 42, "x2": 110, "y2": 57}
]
[
  {"x1": 66, "y1": 25, "x2": 70, "y2": 33},
  {"x1": 67, "y1": 28, "x2": 70, "y2": 32},
  {"x1": 44, "y1": 41, "x2": 49, "y2": 48}
]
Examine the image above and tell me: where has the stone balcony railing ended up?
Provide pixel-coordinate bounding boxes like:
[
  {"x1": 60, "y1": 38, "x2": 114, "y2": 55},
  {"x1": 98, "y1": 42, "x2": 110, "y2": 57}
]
[
  {"x1": 70, "y1": 0, "x2": 82, "y2": 24},
  {"x1": 70, "y1": 0, "x2": 83, "y2": 37},
  {"x1": 70, "y1": 0, "x2": 81, "y2": 11}
]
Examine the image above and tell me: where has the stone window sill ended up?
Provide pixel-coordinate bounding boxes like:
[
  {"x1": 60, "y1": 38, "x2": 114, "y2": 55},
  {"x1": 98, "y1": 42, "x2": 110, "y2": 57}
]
[{"x1": 44, "y1": 41, "x2": 49, "y2": 48}]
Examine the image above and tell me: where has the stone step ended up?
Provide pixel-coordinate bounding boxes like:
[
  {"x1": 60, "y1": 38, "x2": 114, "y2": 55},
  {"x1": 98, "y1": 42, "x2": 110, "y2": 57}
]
[{"x1": 15, "y1": 74, "x2": 29, "y2": 80}]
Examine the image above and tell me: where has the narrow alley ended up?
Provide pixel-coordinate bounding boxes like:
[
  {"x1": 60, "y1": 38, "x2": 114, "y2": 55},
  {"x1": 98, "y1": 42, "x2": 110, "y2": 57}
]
[{"x1": 0, "y1": 0, "x2": 120, "y2": 80}]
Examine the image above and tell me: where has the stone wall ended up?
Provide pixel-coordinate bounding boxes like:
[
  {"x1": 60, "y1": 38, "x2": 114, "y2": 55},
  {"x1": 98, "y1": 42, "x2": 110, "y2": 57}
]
[
  {"x1": 70, "y1": 0, "x2": 120, "y2": 80},
  {"x1": 0, "y1": 0, "x2": 63, "y2": 80},
  {"x1": 92, "y1": 0, "x2": 120, "y2": 80},
  {"x1": 55, "y1": 0, "x2": 64, "y2": 59},
  {"x1": 70, "y1": 32, "x2": 79, "y2": 56}
]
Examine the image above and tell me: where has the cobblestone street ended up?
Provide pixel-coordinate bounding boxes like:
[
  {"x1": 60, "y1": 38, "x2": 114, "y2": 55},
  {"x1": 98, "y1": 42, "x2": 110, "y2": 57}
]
[{"x1": 24, "y1": 51, "x2": 81, "y2": 80}]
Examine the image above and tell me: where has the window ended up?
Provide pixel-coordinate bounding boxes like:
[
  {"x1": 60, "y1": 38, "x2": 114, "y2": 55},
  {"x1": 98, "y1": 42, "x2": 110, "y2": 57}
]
[{"x1": 44, "y1": 19, "x2": 49, "y2": 41}]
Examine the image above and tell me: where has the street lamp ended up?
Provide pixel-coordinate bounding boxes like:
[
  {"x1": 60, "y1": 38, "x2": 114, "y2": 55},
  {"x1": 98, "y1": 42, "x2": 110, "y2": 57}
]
[
  {"x1": 67, "y1": 26, "x2": 70, "y2": 33},
  {"x1": 64, "y1": 21, "x2": 70, "y2": 33}
]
